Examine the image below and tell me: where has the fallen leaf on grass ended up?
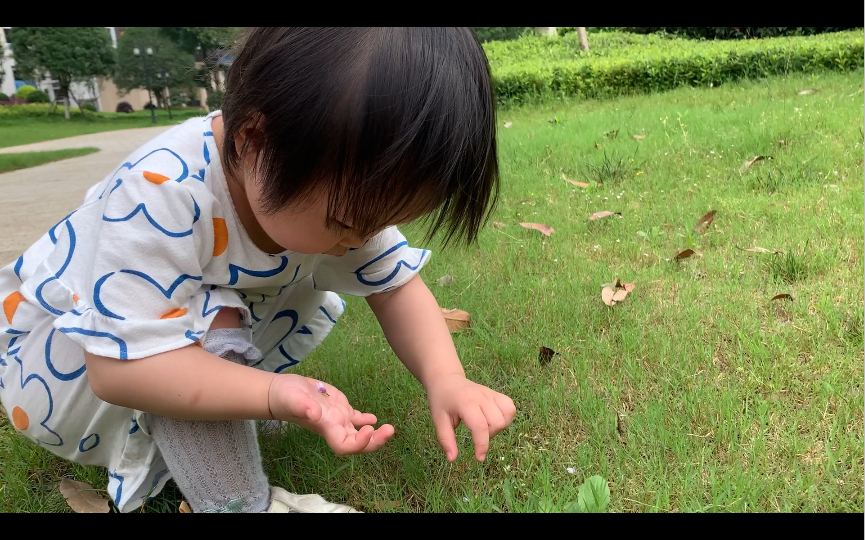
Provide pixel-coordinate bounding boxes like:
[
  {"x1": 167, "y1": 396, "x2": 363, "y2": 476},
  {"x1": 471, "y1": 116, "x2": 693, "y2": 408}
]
[
  {"x1": 604, "y1": 129, "x2": 619, "y2": 139},
  {"x1": 674, "y1": 248, "x2": 702, "y2": 261},
  {"x1": 519, "y1": 222, "x2": 555, "y2": 236},
  {"x1": 491, "y1": 221, "x2": 506, "y2": 230},
  {"x1": 589, "y1": 211, "x2": 620, "y2": 221},
  {"x1": 59, "y1": 478, "x2": 110, "y2": 513},
  {"x1": 179, "y1": 500, "x2": 192, "y2": 513},
  {"x1": 539, "y1": 346, "x2": 556, "y2": 365},
  {"x1": 694, "y1": 210, "x2": 717, "y2": 233},
  {"x1": 594, "y1": 142, "x2": 601, "y2": 150},
  {"x1": 561, "y1": 171, "x2": 589, "y2": 188},
  {"x1": 771, "y1": 293, "x2": 794, "y2": 302},
  {"x1": 601, "y1": 280, "x2": 634, "y2": 307},
  {"x1": 373, "y1": 501, "x2": 402, "y2": 511},
  {"x1": 441, "y1": 308, "x2": 471, "y2": 332},
  {"x1": 798, "y1": 88, "x2": 819, "y2": 95},
  {"x1": 740, "y1": 155, "x2": 772, "y2": 173},
  {"x1": 632, "y1": 134, "x2": 645, "y2": 140},
  {"x1": 737, "y1": 246, "x2": 782, "y2": 254},
  {"x1": 437, "y1": 274, "x2": 454, "y2": 286},
  {"x1": 503, "y1": 122, "x2": 513, "y2": 128}
]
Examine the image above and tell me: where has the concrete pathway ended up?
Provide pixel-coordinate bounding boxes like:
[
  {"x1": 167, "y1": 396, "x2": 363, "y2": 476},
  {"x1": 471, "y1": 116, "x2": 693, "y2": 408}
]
[{"x1": 0, "y1": 126, "x2": 172, "y2": 265}]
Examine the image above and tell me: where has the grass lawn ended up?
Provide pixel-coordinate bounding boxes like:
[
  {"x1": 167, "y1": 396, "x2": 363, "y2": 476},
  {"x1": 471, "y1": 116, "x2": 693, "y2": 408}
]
[
  {"x1": 0, "y1": 147, "x2": 100, "y2": 173},
  {"x1": 0, "y1": 109, "x2": 205, "y2": 148},
  {"x1": 1, "y1": 70, "x2": 862, "y2": 513}
]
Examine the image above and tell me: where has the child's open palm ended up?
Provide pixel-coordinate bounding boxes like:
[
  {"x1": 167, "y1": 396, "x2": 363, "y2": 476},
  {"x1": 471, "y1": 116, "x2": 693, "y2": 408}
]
[{"x1": 268, "y1": 375, "x2": 395, "y2": 455}]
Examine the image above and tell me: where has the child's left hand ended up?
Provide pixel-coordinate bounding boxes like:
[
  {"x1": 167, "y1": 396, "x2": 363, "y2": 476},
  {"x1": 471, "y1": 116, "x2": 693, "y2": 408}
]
[{"x1": 425, "y1": 373, "x2": 516, "y2": 462}]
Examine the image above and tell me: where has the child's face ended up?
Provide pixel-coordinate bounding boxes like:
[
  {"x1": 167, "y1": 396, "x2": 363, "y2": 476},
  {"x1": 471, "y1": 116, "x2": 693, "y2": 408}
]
[{"x1": 244, "y1": 177, "x2": 407, "y2": 256}]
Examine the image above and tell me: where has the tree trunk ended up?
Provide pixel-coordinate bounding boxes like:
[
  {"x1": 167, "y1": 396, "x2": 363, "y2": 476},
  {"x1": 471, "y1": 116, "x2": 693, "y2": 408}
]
[
  {"x1": 534, "y1": 27, "x2": 558, "y2": 37},
  {"x1": 577, "y1": 27, "x2": 590, "y2": 51}
]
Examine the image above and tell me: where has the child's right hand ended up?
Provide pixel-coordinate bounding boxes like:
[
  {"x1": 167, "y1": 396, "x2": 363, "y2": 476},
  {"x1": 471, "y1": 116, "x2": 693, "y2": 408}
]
[{"x1": 267, "y1": 374, "x2": 395, "y2": 456}]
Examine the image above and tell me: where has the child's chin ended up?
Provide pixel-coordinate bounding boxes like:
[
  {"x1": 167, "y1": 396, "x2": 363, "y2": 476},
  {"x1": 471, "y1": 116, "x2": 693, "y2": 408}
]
[{"x1": 321, "y1": 246, "x2": 348, "y2": 257}]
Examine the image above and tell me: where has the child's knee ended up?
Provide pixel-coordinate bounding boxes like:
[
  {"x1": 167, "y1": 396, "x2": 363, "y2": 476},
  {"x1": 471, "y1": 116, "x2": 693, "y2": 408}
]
[
  {"x1": 202, "y1": 309, "x2": 261, "y2": 367},
  {"x1": 209, "y1": 307, "x2": 242, "y2": 330}
]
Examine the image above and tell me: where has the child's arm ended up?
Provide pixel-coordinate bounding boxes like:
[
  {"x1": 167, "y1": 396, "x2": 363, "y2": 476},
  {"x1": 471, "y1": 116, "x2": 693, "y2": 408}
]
[
  {"x1": 367, "y1": 274, "x2": 516, "y2": 462},
  {"x1": 85, "y1": 309, "x2": 394, "y2": 454}
]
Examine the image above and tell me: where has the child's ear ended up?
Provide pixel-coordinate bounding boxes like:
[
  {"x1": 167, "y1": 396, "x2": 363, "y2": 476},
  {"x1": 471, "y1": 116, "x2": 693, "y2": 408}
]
[{"x1": 234, "y1": 118, "x2": 266, "y2": 167}]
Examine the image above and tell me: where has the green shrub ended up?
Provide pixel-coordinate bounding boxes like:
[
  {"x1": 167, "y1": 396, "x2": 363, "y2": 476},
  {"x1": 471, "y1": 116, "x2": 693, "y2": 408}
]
[
  {"x1": 625, "y1": 27, "x2": 861, "y2": 40},
  {"x1": 0, "y1": 93, "x2": 8, "y2": 101},
  {"x1": 15, "y1": 85, "x2": 37, "y2": 100},
  {"x1": 79, "y1": 102, "x2": 97, "y2": 112},
  {"x1": 206, "y1": 89, "x2": 224, "y2": 111},
  {"x1": 26, "y1": 90, "x2": 50, "y2": 103},
  {"x1": 473, "y1": 27, "x2": 533, "y2": 43},
  {"x1": 485, "y1": 30, "x2": 864, "y2": 106}
]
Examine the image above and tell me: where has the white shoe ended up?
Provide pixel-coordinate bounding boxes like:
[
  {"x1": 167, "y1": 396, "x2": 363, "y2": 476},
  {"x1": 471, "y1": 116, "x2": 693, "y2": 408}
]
[{"x1": 265, "y1": 487, "x2": 363, "y2": 513}]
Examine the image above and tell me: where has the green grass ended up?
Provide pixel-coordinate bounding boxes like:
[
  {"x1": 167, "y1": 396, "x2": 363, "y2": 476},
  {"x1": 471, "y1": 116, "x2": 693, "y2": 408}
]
[
  {"x1": 0, "y1": 109, "x2": 206, "y2": 148},
  {"x1": 1, "y1": 70, "x2": 863, "y2": 513},
  {"x1": 0, "y1": 147, "x2": 99, "y2": 173}
]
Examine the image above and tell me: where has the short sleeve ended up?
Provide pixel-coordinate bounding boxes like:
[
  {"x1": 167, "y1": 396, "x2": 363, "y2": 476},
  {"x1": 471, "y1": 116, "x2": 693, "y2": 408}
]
[
  {"x1": 20, "y1": 171, "x2": 237, "y2": 360},
  {"x1": 312, "y1": 226, "x2": 431, "y2": 296}
]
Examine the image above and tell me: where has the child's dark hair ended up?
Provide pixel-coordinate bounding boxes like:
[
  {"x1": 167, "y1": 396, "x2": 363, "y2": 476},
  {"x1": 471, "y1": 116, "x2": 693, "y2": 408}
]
[{"x1": 221, "y1": 27, "x2": 499, "y2": 245}]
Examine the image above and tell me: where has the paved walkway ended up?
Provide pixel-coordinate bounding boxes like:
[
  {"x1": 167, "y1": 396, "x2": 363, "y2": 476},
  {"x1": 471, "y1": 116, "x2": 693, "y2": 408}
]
[{"x1": 0, "y1": 126, "x2": 172, "y2": 265}]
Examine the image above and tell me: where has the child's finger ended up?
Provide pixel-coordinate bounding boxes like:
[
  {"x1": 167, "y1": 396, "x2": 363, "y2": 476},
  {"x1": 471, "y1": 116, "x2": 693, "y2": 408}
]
[
  {"x1": 479, "y1": 399, "x2": 507, "y2": 438},
  {"x1": 331, "y1": 424, "x2": 375, "y2": 456},
  {"x1": 358, "y1": 424, "x2": 395, "y2": 454},
  {"x1": 433, "y1": 411, "x2": 459, "y2": 462},
  {"x1": 350, "y1": 409, "x2": 377, "y2": 427},
  {"x1": 494, "y1": 393, "x2": 517, "y2": 425},
  {"x1": 459, "y1": 406, "x2": 490, "y2": 461}
]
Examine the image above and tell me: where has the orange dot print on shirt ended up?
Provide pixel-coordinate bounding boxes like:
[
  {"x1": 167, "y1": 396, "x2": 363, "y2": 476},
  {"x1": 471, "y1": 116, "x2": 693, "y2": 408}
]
[
  {"x1": 213, "y1": 218, "x2": 228, "y2": 256},
  {"x1": 73, "y1": 293, "x2": 80, "y2": 303},
  {"x1": 3, "y1": 291, "x2": 26, "y2": 323},
  {"x1": 143, "y1": 171, "x2": 170, "y2": 185},
  {"x1": 160, "y1": 308, "x2": 187, "y2": 319},
  {"x1": 12, "y1": 406, "x2": 29, "y2": 430}
]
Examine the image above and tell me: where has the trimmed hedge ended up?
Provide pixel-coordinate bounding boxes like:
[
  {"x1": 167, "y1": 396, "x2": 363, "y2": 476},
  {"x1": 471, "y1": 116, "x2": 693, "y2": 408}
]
[
  {"x1": 558, "y1": 27, "x2": 861, "y2": 40},
  {"x1": 485, "y1": 31, "x2": 864, "y2": 106},
  {"x1": 622, "y1": 27, "x2": 861, "y2": 40}
]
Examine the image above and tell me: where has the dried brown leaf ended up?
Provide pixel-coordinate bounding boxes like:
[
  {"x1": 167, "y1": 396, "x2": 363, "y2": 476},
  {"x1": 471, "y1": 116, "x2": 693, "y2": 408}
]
[
  {"x1": 373, "y1": 500, "x2": 403, "y2": 511},
  {"x1": 771, "y1": 293, "x2": 794, "y2": 302},
  {"x1": 539, "y1": 346, "x2": 556, "y2": 365},
  {"x1": 503, "y1": 122, "x2": 513, "y2": 128},
  {"x1": 437, "y1": 274, "x2": 454, "y2": 286},
  {"x1": 694, "y1": 210, "x2": 717, "y2": 233},
  {"x1": 601, "y1": 287, "x2": 616, "y2": 306},
  {"x1": 674, "y1": 248, "x2": 700, "y2": 261},
  {"x1": 491, "y1": 221, "x2": 506, "y2": 230},
  {"x1": 798, "y1": 88, "x2": 819, "y2": 95},
  {"x1": 59, "y1": 478, "x2": 110, "y2": 513},
  {"x1": 612, "y1": 289, "x2": 628, "y2": 302},
  {"x1": 594, "y1": 142, "x2": 601, "y2": 150},
  {"x1": 589, "y1": 211, "x2": 620, "y2": 221},
  {"x1": 740, "y1": 155, "x2": 772, "y2": 172},
  {"x1": 738, "y1": 246, "x2": 781, "y2": 254},
  {"x1": 441, "y1": 308, "x2": 471, "y2": 332},
  {"x1": 179, "y1": 500, "x2": 192, "y2": 513},
  {"x1": 632, "y1": 134, "x2": 645, "y2": 140},
  {"x1": 622, "y1": 282, "x2": 635, "y2": 293},
  {"x1": 568, "y1": 179, "x2": 590, "y2": 188},
  {"x1": 519, "y1": 222, "x2": 555, "y2": 236}
]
